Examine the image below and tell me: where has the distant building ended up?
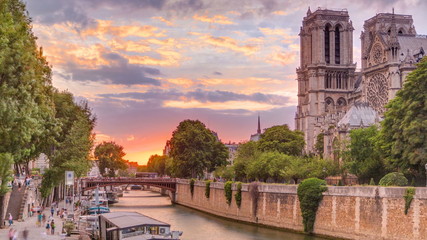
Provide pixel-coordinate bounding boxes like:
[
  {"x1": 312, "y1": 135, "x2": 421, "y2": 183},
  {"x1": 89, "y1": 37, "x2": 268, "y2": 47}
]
[
  {"x1": 88, "y1": 160, "x2": 101, "y2": 177},
  {"x1": 224, "y1": 142, "x2": 239, "y2": 165},
  {"x1": 250, "y1": 115, "x2": 262, "y2": 141},
  {"x1": 127, "y1": 161, "x2": 139, "y2": 175},
  {"x1": 31, "y1": 153, "x2": 49, "y2": 174},
  {"x1": 295, "y1": 8, "x2": 427, "y2": 159}
]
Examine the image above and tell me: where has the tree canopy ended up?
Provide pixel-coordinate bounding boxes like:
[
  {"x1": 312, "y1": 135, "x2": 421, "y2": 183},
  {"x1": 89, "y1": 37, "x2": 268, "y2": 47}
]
[
  {"x1": 344, "y1": 126, "x2": 384, "y2": 183},
  {"x1": 147, "y1": 154, "x2": 168, "y2": 176},
  {"x1": 258, "y1": 125, "x2": 305, "y2": 155},
  {"x1": 380, "y1": 57, "x2": 427, "y2": 178},
  {"x1": 95, "y1": 141, "x2": 127, "y2": 177},
  {"x1": 168, "y1": 119, "x2": 228, "y2": 178}
]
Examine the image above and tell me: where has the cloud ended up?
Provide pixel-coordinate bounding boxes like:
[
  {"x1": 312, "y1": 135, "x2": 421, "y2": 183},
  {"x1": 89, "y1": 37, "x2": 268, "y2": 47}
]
[
  {"x1": 99, "y1": 89, "x2": 290, "y2": 106},
  {"x1": 213, "y1": 71, "x2": 223, "y2": 75},
  {"x1": 152, "y1": 16, "x2": 174, "y2": 26},
  {"x1": 267, "y1": 51, "x2": 297, "y2": 66},
  {"x1": 82, "y1": 20, "x2": 166, "y2": 38},
  {"x1": 65, "y1": 52, "x2": 162, "y2": 86},
  {"x1": 193, "y1": 14, "x2": 235, "y2": 25},
  {"x1": 202, "y1": 35, "x2": 259, "y2": 55}
]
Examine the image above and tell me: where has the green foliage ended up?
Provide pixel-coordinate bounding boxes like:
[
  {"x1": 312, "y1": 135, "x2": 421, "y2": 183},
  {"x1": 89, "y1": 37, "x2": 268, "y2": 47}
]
[
  {"x1": 235, "y1": 182, "x2": 242, "y2": 208},
  {"x1": 137, "y1": 165, "x2": 148, "y2": 172},
  {"x1": 0, "y1": 154, "x2": 14, "y2": 195},
  {"x1": 233, "y1": 141, "x2": 260, "y2": 181},
  {"x1": 379, "y1": 57, "x2": 427, "y2": 178},
  {"x1": 344, "y1": 126, "x2": 384, "y2": 184},
  {"x1": 0, "y1": 0, "x2": 57, "y2": 171},
  {"x1": 147, "y1": 154, "x2": 168, "y2": 176},
  {"x1": 337, "y1": 180, "x2": 343, "y2": 186},
  {"x1": 168, "y1": 120, "x2": 228, "y2": 178},
  {"x1": 214, "y1": 165, "x2": 235, "y2": 181},
  {"x1": 315, "y1": 133, "x2": 324, "y2": 157},
  {"x1": 224, "y1": 181, "x2": 233, "y2": 205},
  {"x1": 258, "y1": 125, "x2": 305, "y2": 156},
  {"x1": 404, "y1": 187, "x2": 415, "y2": 215},
  {"x1": 205, "y1": 180, "x2": 211, "y2": 198},
  {"x1": 190, "y1": 178, "x2": 195, "y2": 196},
  {"x1": 379, "y1": 172, "x2": 408, "y2": 186},
  {"x1": 95, "y1": 141, "x2": 127, "y2": 177},
  {"x1": 297, "y1": 178, "x2": 328, "y2": 233},
  {"x1": 369, "y1": 178, "x2": 375, "y2": 186},
  {"x1": 411, "y1": 178, "x2": 415, "y2": 187}
]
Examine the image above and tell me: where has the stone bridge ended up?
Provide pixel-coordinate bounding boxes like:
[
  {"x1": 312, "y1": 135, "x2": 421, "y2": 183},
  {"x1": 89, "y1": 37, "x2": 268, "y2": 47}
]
[{"x1": 80, "y1": 177, "x2": 177, "y2": 193}]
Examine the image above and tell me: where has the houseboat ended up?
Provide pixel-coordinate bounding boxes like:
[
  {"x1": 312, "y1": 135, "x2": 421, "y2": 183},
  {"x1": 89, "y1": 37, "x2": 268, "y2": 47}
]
[{"x1": 99, "y1": 212, "x2": 182, "y2": 240}]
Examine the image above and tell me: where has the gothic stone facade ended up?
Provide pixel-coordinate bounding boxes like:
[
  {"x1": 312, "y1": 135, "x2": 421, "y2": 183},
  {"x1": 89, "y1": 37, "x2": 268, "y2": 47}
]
[{"x1": 295, "y1": 8, "x2": 427, "y2": 158}]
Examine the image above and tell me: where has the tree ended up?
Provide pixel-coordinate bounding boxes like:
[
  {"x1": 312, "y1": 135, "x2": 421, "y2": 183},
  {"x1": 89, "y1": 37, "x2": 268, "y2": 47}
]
[
  {"x1": 41, "y1": 91, "x2": 96, "y2": 199},
  {"x1": 233, "y1": 141, "x2": 260, "y2": 181},
  {"x1": 147, "y1": 154, "x2": 168, "y2": 176},
  {"x1": 0, "y1": 0, "x2": 57, "y2": 175},
  {"x1": 168, "y1": 120, "x2": 228, "y2": 178},
  {"x1": 380, "y1": 57, "x2": 427, "y2": 179},
  {"x1": 258, "y1": 125, "x2": 305, "y2": 156},
  {"x1": 344, "y1": 126, "x2": 385, "y2": 183},
  {"x1": 315, "y1": 133, "x2": 324, "y2": 157},
  {"x1": 95, "y1": 141, "x2": 127, "y2": 177},
  {"x1": 0, "y1": 153, "x2": 13, "y2": 228}
]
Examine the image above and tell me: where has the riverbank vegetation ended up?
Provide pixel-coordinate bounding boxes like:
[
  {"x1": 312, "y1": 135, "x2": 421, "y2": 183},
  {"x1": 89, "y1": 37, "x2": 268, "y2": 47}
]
[{"x1": 0, "y1": 0, "x2": 97, "y2": 226}]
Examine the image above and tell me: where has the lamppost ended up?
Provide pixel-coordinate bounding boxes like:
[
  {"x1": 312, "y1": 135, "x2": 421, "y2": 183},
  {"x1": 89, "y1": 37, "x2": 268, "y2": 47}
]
[{"x1": 425, "y1": 163, "x2": 427, "y2": 187}]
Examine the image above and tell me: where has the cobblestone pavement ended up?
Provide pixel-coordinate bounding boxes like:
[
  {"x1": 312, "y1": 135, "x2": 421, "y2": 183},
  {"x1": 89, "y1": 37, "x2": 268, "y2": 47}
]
[{"x1": 0, "y1": 202, "x2": 73, "y2": 240}]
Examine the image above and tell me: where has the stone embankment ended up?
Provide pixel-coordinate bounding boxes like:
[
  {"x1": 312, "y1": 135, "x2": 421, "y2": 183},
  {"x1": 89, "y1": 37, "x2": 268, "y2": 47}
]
[{"x1": 174, "y1": 180, "x2": 427, "y2": 240}]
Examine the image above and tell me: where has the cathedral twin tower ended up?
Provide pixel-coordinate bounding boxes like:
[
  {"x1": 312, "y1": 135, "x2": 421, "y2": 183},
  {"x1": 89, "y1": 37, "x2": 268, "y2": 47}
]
[{"x1": 295, "y1": 8, "x2": 426, "y2": 158}]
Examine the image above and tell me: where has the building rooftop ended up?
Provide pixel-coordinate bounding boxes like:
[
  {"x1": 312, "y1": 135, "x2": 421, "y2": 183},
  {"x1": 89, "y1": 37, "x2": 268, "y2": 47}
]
[{"x1": 100, "y1": 212, "x2": 170, "y2": 229}]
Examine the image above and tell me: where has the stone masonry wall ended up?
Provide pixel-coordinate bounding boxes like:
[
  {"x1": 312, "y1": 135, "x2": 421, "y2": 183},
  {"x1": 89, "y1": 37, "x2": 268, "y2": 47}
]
[{"x1": 174, "y1": 180, "x2": 427, "y2": 240}]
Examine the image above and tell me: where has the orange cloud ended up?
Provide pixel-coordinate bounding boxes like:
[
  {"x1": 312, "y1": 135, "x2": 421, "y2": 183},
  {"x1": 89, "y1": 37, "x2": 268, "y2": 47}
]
[
  {"x1": 164, "y1": 100, "x2": 287, "y2": 111},
  {"x1": 108, "y1": 39, "x2": 151, "y2": 53},
  {"x1": 82, "y1": 20, "x2": 166, "y2": 38},
  {"x1": 272, "y1": 11, "x2": 288, "y2": 16},
  {"x1": 127, "y1": 50, "x2": 183, "y2": 66},
  {"x1": 166, "y1": 78, "x2": 195, "y2": 88},
  {"x1": 152, "y1": 16, "x2": 174, "y2": 26},
  {"x1": 202, "y1": 35, "x2": 258, "y2": 55},
  {"x1": 267, "y1": 51, "x2": 297, "y2": 66},
  {"x1": 193, "y1": 14, "x2": 235, "y2": 25}
]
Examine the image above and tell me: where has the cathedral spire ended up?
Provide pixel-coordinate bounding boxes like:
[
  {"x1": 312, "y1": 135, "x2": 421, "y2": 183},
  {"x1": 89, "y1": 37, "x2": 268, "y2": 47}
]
[
  {"x1": 307, "y1": 7, "x2": 311, "y2": 16},
  {"x1": 388, "y1": 8, "x2": 400, "y2": 58},
  {"x1": 257, "y1": 114, "x2": 261, "y2": 134}
]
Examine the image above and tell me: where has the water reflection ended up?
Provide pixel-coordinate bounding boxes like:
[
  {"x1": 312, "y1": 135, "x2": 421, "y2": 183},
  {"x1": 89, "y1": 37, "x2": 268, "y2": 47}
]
[{"x1": 110, "y1": 191, "x2": 329, "y2": 240}]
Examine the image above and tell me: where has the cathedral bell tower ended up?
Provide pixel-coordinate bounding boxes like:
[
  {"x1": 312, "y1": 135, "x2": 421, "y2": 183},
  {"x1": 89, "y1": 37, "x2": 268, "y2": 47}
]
[{"x1": 295, "y1": 8, "x2": 356, "y2": 153}]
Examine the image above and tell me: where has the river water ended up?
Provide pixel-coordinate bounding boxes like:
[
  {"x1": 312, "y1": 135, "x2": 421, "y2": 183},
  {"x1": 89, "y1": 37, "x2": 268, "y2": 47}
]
[{"x1": 109, "y1": 190, "x2": 329, "y2": 240}]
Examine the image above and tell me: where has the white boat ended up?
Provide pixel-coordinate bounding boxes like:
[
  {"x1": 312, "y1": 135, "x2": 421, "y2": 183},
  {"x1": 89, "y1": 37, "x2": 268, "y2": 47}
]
[{"x1": 98, "y1": 212, "x2": 182, "y2": 240}]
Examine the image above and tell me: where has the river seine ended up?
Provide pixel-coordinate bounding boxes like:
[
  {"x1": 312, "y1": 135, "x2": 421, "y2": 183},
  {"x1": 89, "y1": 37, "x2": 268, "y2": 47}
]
[{"x1": 109, "y1": 190, "x2": 328, "y2": 240}]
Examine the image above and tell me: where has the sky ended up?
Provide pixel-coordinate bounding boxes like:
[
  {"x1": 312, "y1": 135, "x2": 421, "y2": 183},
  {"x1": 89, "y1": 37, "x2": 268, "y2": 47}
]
[{"x1": 25, "y1": 0, "x2": 427, "y2": 165}]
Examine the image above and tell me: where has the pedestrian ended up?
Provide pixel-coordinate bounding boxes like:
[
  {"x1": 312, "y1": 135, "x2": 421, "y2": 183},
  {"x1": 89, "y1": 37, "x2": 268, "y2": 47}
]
[
  {"x1": 51, "y1": 220, "x2": 55, "y2": 235},
  {"x1": 22, "y1": 228, "x2": 29, "y2": 240},
  {"x1": 8, "y1": 228, "x2": 14, "y2": 240},
  {"x1": 45, "y1": 221, "x2": 50, "y2": 234},
  {"x1": 8, "y1": 213, "x2": 13, "y2": 226},
  {"x1": 37, "y1": 212, "x2": 42, "y2": 227},
  {"x1": 56, "y1": 206, "x2": 59, "y2": 216},
  {"x1": 50, "y1": 206, "x2": 54, "y2": 216},
  {"x1": 42, "y1": 213, "x2": 46, "y2": 226}
]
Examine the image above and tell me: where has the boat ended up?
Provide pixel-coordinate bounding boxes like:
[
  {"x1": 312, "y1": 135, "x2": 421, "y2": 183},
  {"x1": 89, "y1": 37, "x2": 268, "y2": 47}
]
[
  {"x1": 98, "y1": 212, "x2": 183, "y2": 240},
  {"x1": 88, "y1": 206, "x2": 110, "y2": 214}
]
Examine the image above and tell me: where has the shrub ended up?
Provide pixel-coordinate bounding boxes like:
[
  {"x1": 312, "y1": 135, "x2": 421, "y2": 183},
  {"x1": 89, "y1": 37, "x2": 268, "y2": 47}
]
[
  {"x1": 297, "y1": 178, "x2": 328, "y2": 233},
  {"x1": 379, "y1": 172, "x2": 408, "y2": 186},
  {"x1": 235, "y1": 182, "x2": 242, "y2": 208},
  {"x1": 190, "y1": 178, "x2": 195, "y2": 196},
  {"x1": 337, "y1": 179, "x2": 343, "y2": 186},
  {"x1": 205, "y1": 180, "x2": 211, "y2": 198},
  {"x1": 369, "y1": 178, "x2": 375, "y2": 185},
  {"x1": 224, "y1": 181, "x2": 233, "y2": 205},
  {"x1": 404, "y1": 187, "x2": 415, "y2": 215}
]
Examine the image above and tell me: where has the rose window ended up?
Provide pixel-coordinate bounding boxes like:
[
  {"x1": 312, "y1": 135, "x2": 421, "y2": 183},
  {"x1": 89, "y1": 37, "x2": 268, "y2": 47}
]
[{"x1": 367, "y1": 73, "x2": 388, "y2": 113}]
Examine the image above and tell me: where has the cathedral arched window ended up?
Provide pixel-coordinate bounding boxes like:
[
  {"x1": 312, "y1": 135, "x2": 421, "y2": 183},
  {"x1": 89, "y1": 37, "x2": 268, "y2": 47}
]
[
  {"x1": 325, "y1": 97, "x2": 334, "y2": 112},
  {"x1": 337, "y1": 98, "x2": 347, "y2": 107},
  {"x1": 398, "y1": 28, "x2": 404, "y2": 35},
  {"x1": 335, "y1": 25, "x2": 341, "y2": 64},
  {"x1": 325, "y1": 24, "x2": 331, "y2": 64}
]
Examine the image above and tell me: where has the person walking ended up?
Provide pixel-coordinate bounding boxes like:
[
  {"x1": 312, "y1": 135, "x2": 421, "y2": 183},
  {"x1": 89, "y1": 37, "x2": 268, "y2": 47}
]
[
  {"x1": 50, "y1": 206, "x2": 54, "y2": 216},
  {"x1": 37, "y1": 212, "x2": 42, "y2": 227},
  {"x1": 22, "y1": 228, "x2": 29, "y2": 240},
  {"x1": 42, "y1": 213, "x2": 46, "y2": 226},
  {"x1": 8, "y1": 228, "x2": 14, "y2": 240},
  {"x1": 50, "y1": 220, "x2": 55, "y2": 235},
  {"x1": 8, "y1": 213, "x2": 13, "y2": 226},
  {"x1": 45, "y1": 220, "x2": 50, "y2": 235}
]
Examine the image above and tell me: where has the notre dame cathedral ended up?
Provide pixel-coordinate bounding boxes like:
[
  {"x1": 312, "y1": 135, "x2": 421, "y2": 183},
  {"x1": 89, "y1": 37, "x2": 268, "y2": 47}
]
[{"x1": 295, "y1": 8, "x2": 426, "y2": 159}]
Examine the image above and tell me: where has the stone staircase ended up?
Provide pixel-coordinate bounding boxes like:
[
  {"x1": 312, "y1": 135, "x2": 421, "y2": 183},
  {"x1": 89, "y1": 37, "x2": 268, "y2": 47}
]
[{"x1": 6, "y1": 185, "x2": 26, "y2": 221}]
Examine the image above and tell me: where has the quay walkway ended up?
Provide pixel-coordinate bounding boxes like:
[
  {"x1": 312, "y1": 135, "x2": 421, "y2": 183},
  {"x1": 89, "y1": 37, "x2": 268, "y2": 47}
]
[{"x1": 0, "y1": 200, "x2": 82, "y2": 240}]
